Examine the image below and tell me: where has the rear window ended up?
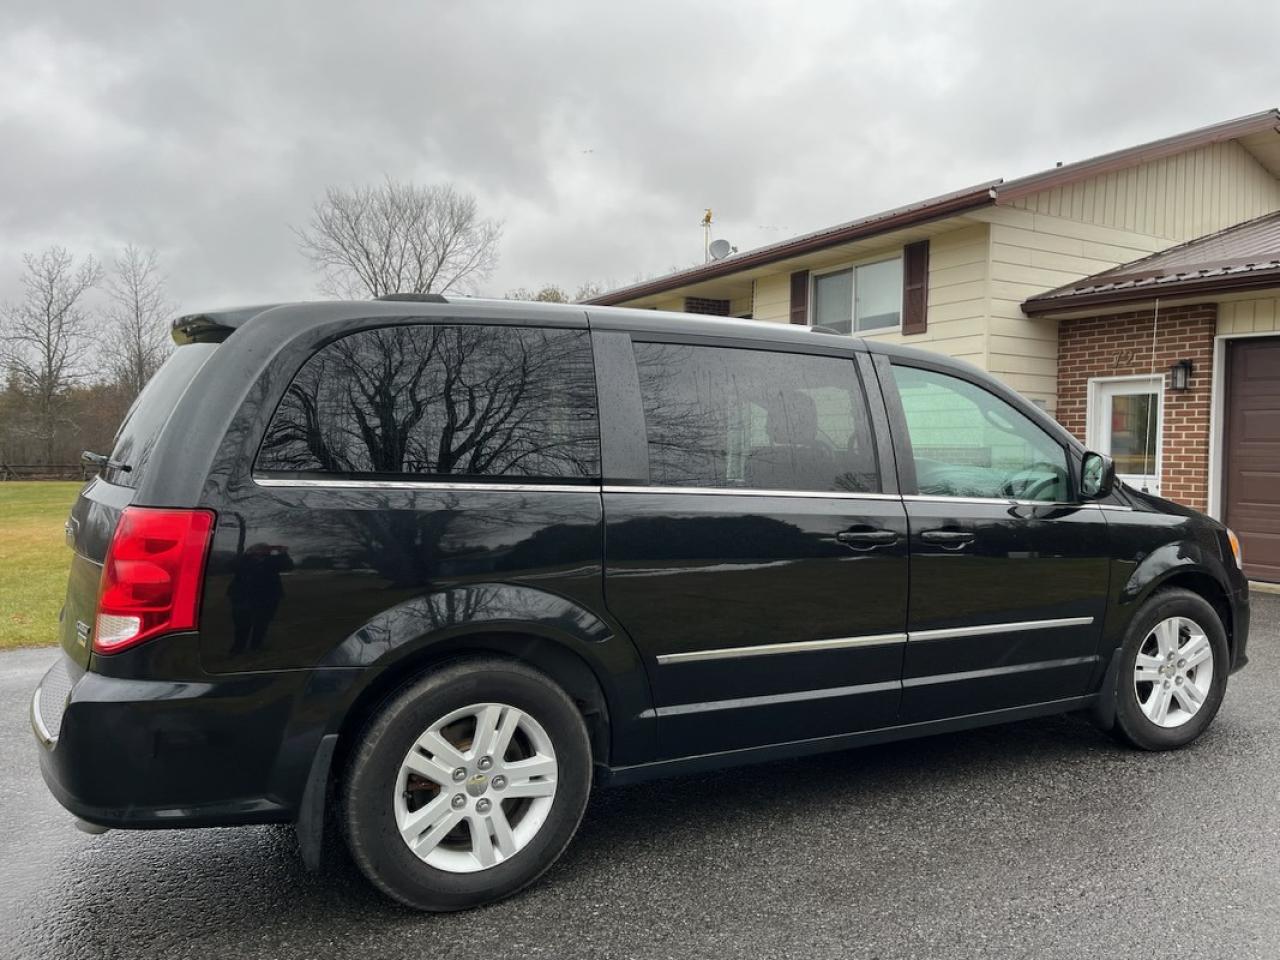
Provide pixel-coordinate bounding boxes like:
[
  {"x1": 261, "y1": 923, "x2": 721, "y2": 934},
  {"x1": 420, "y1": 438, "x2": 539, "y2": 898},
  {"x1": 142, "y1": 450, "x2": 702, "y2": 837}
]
[
  {"x1": 256, "y1": 324, "x2": 600, "y2": 482},
  {"x1": 107, "y1": 343, "x2": 217, "y2": 487}
]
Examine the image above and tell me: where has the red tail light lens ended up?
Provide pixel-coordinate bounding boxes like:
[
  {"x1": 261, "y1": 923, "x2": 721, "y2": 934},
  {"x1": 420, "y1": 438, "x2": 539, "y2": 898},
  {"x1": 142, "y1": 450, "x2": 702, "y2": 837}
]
[{"x1": 94, "y1": 507, "x2": 216, "y2": 654}]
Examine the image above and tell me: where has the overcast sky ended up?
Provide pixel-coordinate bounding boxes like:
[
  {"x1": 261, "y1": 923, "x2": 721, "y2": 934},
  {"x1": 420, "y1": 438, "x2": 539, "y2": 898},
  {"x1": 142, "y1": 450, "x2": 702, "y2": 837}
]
[{"x1": 2, "y1": 0, "x2": 1278, "y2": 313}]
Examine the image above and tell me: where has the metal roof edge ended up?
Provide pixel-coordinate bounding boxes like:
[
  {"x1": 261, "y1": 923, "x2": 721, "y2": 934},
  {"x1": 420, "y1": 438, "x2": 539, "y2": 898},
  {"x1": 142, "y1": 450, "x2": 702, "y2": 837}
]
[
  {"x1": 994, "y1": 109, "x2": 1280, "y2": 205},
  {"x1": 582, "y1": 181, "x2": 1000, "y2": 306},
  {"x1": 1022, "y1": 266, "x2": 1280, "y2": 317}
]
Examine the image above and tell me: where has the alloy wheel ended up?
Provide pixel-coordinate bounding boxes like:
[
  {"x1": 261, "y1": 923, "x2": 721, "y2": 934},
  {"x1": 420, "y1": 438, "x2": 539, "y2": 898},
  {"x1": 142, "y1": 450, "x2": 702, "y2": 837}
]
[
  {"x1": 1133, "y1": 616, "x2": 1214, "y2": 729},
  {"x1": 393, "y1": 702, "x2": 558, "y2": 873}
]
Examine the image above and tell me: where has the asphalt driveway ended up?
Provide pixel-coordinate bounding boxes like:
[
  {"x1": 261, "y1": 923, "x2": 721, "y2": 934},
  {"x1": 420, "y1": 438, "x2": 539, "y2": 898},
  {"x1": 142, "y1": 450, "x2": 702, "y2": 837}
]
[{"x1": 3, "y1": 596, "x2": 1278, "y2": 960}]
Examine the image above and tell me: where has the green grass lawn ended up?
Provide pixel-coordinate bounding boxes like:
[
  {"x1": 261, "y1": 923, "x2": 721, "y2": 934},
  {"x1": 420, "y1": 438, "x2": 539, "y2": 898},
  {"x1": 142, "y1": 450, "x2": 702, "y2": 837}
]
[{"x1": 0, "y1": 481, "x2": 82, "y2": 649}]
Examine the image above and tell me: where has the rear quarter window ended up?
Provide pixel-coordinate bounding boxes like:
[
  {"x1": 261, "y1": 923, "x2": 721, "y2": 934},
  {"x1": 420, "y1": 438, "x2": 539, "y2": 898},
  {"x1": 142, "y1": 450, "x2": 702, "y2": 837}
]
[
  {"x1": 107, "y1": 343, "x2": 218, "y2": 487},
  {"x1": 256, "y1": 324, "x2": 600, "y2": 481}
]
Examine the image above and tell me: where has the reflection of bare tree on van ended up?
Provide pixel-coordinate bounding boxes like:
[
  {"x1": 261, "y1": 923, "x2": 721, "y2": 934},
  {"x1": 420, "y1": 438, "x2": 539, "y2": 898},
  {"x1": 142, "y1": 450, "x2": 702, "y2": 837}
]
[{"x1": 258, "y1": 325, "x2": 599, "y2": 480}]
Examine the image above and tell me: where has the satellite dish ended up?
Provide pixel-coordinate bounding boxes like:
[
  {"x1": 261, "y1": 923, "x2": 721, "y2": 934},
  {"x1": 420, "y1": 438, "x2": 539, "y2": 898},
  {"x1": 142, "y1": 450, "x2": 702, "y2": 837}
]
[{"x1": 708, "y1": 238, "x2": 733, "y2": 260}]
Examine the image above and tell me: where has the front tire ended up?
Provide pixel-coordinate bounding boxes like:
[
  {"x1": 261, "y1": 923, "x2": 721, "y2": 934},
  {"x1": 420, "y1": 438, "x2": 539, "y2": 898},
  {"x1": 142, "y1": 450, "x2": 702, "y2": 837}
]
[
  {"x1": 341, "y1": 658, "x2": 592, "y2": 911},
  {"x1": 1110, "y1": 588, "x2": 1229, "y2": 751}
]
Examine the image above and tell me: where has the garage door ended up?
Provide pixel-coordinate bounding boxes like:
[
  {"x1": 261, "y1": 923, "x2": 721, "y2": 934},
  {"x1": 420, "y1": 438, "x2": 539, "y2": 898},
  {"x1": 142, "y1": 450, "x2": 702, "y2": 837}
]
[{"x1": 1225, "y1": 338, "x2": 1280, "y2": 582}]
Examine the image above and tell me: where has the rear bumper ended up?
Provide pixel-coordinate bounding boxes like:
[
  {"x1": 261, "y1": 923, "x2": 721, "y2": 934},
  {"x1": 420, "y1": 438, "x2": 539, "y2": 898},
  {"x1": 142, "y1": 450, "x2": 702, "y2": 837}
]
[{"x1": 32, "y1": 652, "x2": 344, "y2": 830}]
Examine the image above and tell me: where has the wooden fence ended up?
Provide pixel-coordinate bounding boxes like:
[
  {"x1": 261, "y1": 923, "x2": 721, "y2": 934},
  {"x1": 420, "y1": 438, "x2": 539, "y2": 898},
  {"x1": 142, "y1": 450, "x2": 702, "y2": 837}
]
[{"x1": 0, "y1": 464, "x2": 99, "y2": 481}]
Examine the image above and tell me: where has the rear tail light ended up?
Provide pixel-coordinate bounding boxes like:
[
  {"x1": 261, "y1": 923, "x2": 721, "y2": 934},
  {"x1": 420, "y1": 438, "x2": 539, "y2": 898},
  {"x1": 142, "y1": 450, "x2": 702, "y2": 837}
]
[{"x1": 94, "y1": 507, "x2": 216, "y2": 654}]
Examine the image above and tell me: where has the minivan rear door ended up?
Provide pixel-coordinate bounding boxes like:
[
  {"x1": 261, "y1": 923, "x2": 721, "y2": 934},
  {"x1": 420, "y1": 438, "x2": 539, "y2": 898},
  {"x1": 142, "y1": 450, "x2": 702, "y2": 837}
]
[
  {"x1": 58, "y1": 343, "x2": 219, "y2": 668},
  {"x1": 596, "y1": 331, "x2": 908, "y2": 759}
]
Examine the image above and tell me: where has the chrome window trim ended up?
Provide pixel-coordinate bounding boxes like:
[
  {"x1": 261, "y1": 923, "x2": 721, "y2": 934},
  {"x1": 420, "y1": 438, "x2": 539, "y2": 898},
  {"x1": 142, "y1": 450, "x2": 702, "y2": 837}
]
[
  {"x1": 252, "y1": 476, "x2": 1133, "y2": 508},
  {"x1": 908, "y1": 616, "x2": 1095, "y2": 643},
  {"x1": 903, "y1": 494, "x2": 1132, "y2": 511},
  {"x1": 655, "y1": 632, "x2": 908, "y2": 665},
  {"x1": 656, "y1": 616, "x2": 1095, "y2": 665},
  {"x1": 252, "y1": 476, "x2": 598, "y2": 494},
  {"x1": 604, "y1": 485, "x2": 898, "y2": 500}
]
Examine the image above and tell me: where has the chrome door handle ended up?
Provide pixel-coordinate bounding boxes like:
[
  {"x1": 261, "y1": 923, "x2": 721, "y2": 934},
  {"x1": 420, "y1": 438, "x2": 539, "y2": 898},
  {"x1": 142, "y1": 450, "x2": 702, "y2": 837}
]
[
  {"x1": 920, "y1": 529, "x2": 975, "y2": 549},
  {"x1": 835, "y1": 529, "x2": 898, "y2": 548}
]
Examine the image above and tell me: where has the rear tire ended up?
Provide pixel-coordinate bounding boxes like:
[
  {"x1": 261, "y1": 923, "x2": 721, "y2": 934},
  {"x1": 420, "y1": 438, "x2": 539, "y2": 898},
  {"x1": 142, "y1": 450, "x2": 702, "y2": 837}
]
[
  {"x1": 1110, "y1": 588, "x2": 1229, "y2": 751},
  {"x1": 341, "y1": 658, "x2": 592, "y2": 911}
]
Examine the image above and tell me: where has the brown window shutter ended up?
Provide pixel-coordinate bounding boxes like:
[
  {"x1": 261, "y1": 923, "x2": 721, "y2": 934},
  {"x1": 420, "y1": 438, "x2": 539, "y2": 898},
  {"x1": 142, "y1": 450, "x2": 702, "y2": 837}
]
[
  {"x1": 901, "y1": 240, "x2": 929, "y2": 335},
  {"x1": 789, "y1": 270, "x2": 810, "y2": 325}
]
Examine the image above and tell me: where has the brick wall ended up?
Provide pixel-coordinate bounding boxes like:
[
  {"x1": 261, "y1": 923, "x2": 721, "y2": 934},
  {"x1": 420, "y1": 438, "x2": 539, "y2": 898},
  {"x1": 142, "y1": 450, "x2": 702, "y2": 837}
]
[
  {"x1": 683, "y1": 297, "x2": 731, "y2": 316},
  {"x1": 1057, "y1": 304, "x2": 1216, "y2": 510}
]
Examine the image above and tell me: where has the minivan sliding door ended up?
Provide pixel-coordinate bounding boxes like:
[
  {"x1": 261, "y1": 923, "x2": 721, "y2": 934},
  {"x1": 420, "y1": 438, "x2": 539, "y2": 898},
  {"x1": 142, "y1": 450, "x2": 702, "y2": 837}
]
[{"x1": 597, "y1": 334, "x2": 908, "y2": 759}]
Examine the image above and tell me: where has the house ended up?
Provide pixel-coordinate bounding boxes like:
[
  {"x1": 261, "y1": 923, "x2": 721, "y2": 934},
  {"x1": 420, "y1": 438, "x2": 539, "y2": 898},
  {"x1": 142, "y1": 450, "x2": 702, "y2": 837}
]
[{"x1": 584, "y1": 109, "x2": 1280, "y2": 583}]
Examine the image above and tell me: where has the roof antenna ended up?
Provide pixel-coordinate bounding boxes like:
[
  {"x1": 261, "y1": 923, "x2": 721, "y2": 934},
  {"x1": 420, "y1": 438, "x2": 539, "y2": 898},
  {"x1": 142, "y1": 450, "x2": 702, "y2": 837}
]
[
  {"x1": 1141, "y1": 298, "x2": 1161, "y2": 493},
  {"x1": 701, "y1": 208, "x2": 714, "y2": 262}
]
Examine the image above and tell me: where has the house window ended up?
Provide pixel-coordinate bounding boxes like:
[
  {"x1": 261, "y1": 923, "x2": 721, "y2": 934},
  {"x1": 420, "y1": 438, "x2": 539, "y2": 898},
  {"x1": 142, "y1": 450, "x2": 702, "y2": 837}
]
[
  {"x1": 1086, "y1": 375, "x2": 1163, "y2": 495},
  {"x1": 811, "y1": 258, "x2": 903, "y2": 334}
]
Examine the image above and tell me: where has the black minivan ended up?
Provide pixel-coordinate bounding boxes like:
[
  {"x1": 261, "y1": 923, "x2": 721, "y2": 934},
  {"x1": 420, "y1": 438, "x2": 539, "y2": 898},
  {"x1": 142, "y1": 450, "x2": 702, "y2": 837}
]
[{"x1": 33, "y1": 296, "x2": 1250, "y2": 911}]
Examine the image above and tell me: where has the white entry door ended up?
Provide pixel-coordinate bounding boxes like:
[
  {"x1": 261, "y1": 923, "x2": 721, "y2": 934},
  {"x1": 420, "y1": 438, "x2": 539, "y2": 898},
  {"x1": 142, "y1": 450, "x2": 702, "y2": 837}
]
[{"x1": 1088, "y1": 376, "x2": 1164, "y2": 495}]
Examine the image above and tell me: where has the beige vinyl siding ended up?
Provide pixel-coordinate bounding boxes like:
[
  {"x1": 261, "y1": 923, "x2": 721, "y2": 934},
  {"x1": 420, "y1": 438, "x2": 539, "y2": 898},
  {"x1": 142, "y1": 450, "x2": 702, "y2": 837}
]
[
  {"x1": 751, "y1": 272, "x2": 792, "y2": 323},
  {"x1": 730, "y1": 293, "x2": 753, "y2": 317},
  {"x1": 1008, "y1": 140, "x2": 1280, "y2": 240},
  {"x1": 652, "y1": 295, "x2": 685, "y2": 313},
  {"x1": 978, "y1": 206, "x2": 1184, "y2": 409},
  {"x1": 1218, "y1": 297, "x2": 1280, "y2": 335},
  {"x1": 857, "y1": 224, "x2": 990, "y2": 368}
]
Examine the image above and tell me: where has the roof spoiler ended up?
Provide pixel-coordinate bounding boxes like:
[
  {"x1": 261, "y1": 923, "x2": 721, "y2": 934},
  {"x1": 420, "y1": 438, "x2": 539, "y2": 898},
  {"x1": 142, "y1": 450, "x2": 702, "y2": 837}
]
[{"x1": 171, "y1": 304, "x2": 283, "y2": 345}]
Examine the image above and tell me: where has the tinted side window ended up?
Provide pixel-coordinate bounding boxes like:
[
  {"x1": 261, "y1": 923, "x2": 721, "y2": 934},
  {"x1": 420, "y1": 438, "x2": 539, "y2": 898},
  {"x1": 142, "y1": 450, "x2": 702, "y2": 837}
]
[
  {"x1": 633, "y1": 342, "x2": 878, "y2": 493},
  {"x1": 258, "y1": 324, "x2": 599, "y2": 480},
  {"x1": 890, "y1": 364, "x2": 1068, "y2": 502}
]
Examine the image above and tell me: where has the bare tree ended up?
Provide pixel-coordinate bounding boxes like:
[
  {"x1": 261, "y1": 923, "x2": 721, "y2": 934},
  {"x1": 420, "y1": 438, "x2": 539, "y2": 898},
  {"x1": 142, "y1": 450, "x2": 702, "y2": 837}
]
[
  {"x1": 258, "y1": 325, "x2": 597, "y2": 480},
  {"x1": 506, "y1": 280, "x2": 606, "y2": 304},
  {"x1": 573, "y1": 280, "x2": 606, "y2": 301},
  {"x1": 104, "y1": 244, "x2": 173, "y2": 398},
  {"x1": 506, "y1": 284, "x2": 571, "y2": 303},
  {"x1": 1, "y1": 246, "x2": 101, "y2": 462},
  {"x1": 295, "y1": 179, "x2": 502, "y2": 299}
]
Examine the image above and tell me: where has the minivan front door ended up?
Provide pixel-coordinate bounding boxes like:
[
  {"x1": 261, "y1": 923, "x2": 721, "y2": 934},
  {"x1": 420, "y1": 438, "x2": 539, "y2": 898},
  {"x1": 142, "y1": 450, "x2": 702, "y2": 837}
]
[
  {"x1": 880, "y1": 358, "x2": 1110, "y2": 722},
  {"x1": 597, "y1": 336, "x2": 908, "y2": 758}
]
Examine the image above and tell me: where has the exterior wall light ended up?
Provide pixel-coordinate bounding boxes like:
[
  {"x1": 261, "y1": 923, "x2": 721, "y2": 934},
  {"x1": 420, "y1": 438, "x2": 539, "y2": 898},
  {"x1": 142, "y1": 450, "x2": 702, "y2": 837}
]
[{"x1": 1170, "y1": 359, "x2": 1193, "y2": 391}]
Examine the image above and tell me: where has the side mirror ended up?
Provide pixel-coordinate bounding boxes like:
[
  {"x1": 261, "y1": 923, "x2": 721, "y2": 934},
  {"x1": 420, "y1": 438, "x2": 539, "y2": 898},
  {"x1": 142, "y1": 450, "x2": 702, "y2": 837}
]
[{"x1": 1080, "y1": 451, "x2": 1116, "y2": 500}]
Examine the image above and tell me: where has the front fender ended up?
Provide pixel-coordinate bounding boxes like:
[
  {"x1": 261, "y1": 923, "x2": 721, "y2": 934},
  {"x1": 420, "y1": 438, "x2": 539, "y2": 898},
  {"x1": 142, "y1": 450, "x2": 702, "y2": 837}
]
[{"x1": 1121, "y1": 541, "x2": 1231, "y2": 608}]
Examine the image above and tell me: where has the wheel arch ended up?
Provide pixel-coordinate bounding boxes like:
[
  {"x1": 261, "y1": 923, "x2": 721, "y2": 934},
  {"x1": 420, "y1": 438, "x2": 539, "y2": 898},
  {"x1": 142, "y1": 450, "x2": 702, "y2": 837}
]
[
  {"x1": 1091, "y1": 563, "x2": 1233, "y2": 736},
  {"x1": 316, "y1": 583, "x2": 656, "y2": 785},
  {"x1": 330, "y1": 629, "x2": 616, "y2": 781},
  {"x1": 1120, "y1": 546, "x2": 1235, "y2": 660},
  {"x1": 1142, "y1": 570, "x2": 1235, "y2": 658}
]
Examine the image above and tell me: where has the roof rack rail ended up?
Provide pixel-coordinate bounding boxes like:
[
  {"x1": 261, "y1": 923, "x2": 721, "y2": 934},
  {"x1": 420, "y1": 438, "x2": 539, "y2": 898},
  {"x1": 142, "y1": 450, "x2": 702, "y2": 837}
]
[{"x1": 375, "y1": 293, "x2": 448, "y2": 303}]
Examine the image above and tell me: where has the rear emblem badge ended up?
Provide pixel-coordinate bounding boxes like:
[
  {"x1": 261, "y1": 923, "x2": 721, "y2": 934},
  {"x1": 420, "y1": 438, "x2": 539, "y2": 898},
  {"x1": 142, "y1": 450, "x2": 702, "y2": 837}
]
[{"x1": 75, "y1": 620, "x2": 90, "y2": 647}]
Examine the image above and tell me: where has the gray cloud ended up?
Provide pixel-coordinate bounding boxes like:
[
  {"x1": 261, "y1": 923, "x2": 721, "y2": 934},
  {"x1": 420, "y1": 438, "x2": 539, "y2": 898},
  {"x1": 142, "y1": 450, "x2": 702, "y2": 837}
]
[{"x1": 1, "y1": 0, "x2": 1278, "y2": 314}]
